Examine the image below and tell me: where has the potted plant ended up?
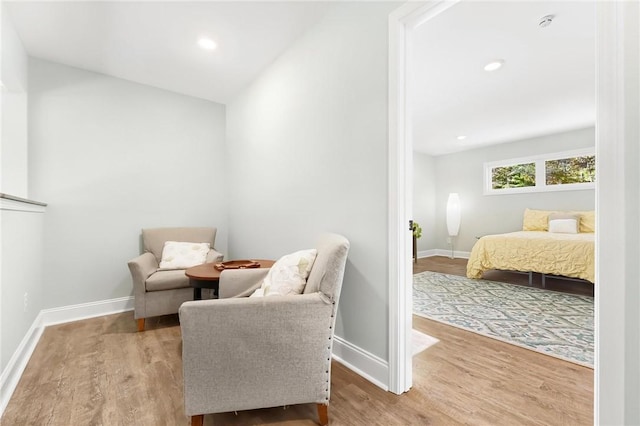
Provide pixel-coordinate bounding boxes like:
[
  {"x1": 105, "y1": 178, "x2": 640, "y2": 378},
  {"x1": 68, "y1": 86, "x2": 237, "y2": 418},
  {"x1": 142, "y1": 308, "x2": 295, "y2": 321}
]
[{"x1": 412, "y1": 221, "x2": 422, "y2": 264}]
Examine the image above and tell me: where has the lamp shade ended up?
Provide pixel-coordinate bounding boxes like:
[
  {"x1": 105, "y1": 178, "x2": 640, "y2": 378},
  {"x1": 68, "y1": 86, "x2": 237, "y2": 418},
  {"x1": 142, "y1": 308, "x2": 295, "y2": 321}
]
[{"x1": 446, "y1": 193, "x2": 461, "y2": 237}]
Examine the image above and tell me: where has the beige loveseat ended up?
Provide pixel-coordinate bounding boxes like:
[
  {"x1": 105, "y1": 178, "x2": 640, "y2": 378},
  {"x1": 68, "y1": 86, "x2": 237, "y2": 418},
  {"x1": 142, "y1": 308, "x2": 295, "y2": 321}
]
[{"x1": 127, "y1": 227, "x2": 223, "y2": 331}]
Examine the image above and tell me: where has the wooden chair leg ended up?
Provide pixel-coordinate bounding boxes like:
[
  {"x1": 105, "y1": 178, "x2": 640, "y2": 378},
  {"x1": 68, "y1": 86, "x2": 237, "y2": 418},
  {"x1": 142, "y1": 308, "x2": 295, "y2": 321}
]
[
  {"x1": 191, "y1": 415, "x2": 204, "y2": 426},
  {"x1": 317, "y1": 403, "x2": 329, "y2": 426},
  {"x1": 137, "y1": 318, "x2": 145, "y2": 332}
]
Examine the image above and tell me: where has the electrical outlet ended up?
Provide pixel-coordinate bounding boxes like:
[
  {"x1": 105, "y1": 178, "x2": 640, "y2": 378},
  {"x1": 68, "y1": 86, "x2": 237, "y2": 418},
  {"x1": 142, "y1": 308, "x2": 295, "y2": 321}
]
[
  {"x1": 23, "y1": 292, "x2": 28, "y2": 312},
  {"x1": 446, "y1": 237, "x2": 452, "y2": 244}
]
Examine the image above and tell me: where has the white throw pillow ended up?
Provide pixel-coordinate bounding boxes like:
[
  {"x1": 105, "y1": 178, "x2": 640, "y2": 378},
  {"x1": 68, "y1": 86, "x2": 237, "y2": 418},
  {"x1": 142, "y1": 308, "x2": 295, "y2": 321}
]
[
  {"x1": 158, "y1": 241, "x2": 210, "y2": 270},
  {"x1": 250, "y1": 249, "x2": 318, "y2": 297},
  {"x1": 548, "y1": 218, "x2": 579, "y2": 234}
]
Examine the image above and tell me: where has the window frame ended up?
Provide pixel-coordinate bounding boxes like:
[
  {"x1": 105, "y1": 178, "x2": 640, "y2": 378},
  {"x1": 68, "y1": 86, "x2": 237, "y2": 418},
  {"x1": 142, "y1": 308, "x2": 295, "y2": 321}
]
[{"x1": 484, "y1": 148, "x2": 596, "y2": 195}]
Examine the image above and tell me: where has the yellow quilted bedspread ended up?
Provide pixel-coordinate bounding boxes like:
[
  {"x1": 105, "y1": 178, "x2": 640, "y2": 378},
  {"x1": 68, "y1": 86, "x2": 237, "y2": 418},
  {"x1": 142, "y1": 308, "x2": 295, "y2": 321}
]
[{"x1": 466, "y1": 231, "x2": 595, "y2": 283}]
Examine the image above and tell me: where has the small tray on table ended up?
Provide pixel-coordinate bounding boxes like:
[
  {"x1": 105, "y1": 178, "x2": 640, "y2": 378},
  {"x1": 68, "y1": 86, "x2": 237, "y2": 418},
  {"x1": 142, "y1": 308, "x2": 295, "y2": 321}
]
[{"x1": 214, "y1": 260, "x2": 261, "y2": 271}]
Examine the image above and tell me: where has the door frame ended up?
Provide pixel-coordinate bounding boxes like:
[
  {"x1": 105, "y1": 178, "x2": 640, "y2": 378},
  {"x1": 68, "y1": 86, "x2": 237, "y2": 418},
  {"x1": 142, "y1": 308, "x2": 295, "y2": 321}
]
[
  {"x1": 388, "y1": 1, "x2": 636, "y2": 423},
  {"x1": 387, "y1": 0, "x2": 459, "y2": 394}
]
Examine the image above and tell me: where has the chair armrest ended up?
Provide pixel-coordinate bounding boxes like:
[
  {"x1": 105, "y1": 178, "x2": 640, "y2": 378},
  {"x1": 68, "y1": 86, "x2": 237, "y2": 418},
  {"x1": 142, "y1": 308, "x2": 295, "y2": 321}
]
[
  {"x1": 218, "y1": 268, "x2": 270, "y2": 298},
  {"x1": 127, "y1": 252, "x2": 158, "y2": 295},
  {"x1": 179, "y1": 294, "x2": 334, "y2": 415},
  {"x1": 206, "y1": 248, "x2": 224, "y2": 263}
]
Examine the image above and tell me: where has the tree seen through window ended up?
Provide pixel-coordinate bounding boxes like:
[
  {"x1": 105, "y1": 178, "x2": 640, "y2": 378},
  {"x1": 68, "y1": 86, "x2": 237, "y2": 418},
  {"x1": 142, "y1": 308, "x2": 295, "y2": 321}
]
[
  {"x1": 491, "y1": 163, "x2": 536, "y2": 189},
  {"x1": 545, "y1": 155, "x2": 596, "y2": 185}
]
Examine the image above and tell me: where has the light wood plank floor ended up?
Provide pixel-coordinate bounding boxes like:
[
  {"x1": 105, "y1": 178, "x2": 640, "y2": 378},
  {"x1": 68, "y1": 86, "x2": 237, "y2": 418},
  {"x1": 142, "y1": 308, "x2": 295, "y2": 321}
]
[{"x1": 2, "y1": 257, "x2": 593, "y2": 425}]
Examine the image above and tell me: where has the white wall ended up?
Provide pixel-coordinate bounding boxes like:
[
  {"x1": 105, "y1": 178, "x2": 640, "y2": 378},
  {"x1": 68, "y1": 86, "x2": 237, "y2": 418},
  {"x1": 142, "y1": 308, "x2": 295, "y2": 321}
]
[
  {"x1": 0, "y1": 207, "x2": 44, "y2": 373},
  {"x1": 226, "y1": 2, "x2": 397, "y2": 362},
  {"x1": 28, "y1": 59, "x2": 228, "y2": 309},
  {"x1": 1, "y1": 6, "x2": 29, "y2": 197},
  {"x1": 412, "y1": 152, "x2": 436, "y2": 252},
  {"x1": 0, "y1": 5, "x2": 44, "y2": 396},
  {"x1": 421, "y1": 127, "x2": 595, "y2": 253}
]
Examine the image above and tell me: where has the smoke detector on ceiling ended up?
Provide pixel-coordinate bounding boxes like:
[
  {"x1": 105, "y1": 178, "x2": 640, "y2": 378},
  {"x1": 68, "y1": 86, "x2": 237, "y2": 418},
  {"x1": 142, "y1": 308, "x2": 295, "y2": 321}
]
[{"x1": 539, "y1": 14, "x2": 555, "y2": 28}]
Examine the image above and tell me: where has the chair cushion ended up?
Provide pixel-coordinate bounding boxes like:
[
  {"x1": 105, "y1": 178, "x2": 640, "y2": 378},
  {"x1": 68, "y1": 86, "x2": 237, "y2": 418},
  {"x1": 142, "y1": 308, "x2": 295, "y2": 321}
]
[
  {"x1": 251, "y1": 249, "x2": 317, "y2": 297},
  {"x1": 146, "y1": 270, "x2": 190, "y2": 292},
  {"x1": 159, "y1": 241, "x2": 210, "y2": 270}
]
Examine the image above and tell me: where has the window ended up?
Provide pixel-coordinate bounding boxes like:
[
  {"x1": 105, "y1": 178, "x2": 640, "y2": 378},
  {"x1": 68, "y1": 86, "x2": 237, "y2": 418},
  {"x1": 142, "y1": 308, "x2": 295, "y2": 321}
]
[
  {"x1": 545, "y1": 155, "x2": 596, "y2": 186},
  {"x1": 491, "y1": 162, "x2": 536, "y2": 189},
  {"x1": 484, "y1": 148, "x2": 595, "y2": 195}
]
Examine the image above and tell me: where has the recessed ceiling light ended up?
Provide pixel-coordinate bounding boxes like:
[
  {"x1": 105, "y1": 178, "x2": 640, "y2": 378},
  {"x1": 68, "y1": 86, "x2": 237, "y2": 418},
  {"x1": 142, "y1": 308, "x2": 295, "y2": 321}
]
[
  {"x1": 457, "y1": 135, "x2": 467, "y2": 141},
  {"x1": 484, "y1": 60, "x2": 505, "y2": 72},
  {"x1": 198, "y1": 37, "x2": 217, "y2": 50}
]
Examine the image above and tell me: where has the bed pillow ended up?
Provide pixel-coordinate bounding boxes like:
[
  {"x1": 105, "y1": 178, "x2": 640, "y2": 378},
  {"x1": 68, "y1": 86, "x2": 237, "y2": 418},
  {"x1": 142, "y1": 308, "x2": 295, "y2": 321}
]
[
  {"x1": 251, "y1": 249, "x2": 318, "y2": 297},
  {"x1": 158, "y1": 241, "x2": 210, "y2": 270},
  {"x1": 522, "y1": 208, "x2": 553, "y2": 231},
  {"x1": 570, "y1": 210, "x2": 595, "y2": 233},
  {"x1": 548, "y1": 213, "x2": 580, "y2": 234}
]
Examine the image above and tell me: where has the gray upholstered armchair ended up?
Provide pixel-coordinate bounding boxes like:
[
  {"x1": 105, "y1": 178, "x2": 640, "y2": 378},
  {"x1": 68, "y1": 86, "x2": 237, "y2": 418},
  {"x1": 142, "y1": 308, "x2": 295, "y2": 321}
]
[
  {"x1": 179, "y1": 233, "x2": 350, "y2": 426},
  {"x1": 128, "y1": 227, "x2": 223, "y2": 332}
]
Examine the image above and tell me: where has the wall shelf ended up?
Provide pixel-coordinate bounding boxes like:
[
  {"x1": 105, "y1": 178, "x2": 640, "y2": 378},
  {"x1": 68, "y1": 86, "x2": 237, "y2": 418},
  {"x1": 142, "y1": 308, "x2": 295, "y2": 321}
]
[{"x1": 0, "y1": 193, "x2": 47, "y2": 212}]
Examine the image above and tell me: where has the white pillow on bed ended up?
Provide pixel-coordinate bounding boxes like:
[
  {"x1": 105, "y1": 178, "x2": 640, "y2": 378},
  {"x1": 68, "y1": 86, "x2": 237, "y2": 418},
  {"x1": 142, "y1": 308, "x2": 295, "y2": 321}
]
[{"x1": 548, "y1": 213, "x2": 579, "y2": 234}]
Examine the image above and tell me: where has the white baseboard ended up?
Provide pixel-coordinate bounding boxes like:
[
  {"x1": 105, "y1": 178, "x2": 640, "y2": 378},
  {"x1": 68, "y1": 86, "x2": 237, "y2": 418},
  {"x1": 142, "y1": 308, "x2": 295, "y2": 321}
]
[
  {"x1": 435, "y1": 249, "x2": 470, "y2": 259},
  {"x1": 418, "y1": 249, "x2": 471, "y2": 259},
  {"x1": 417, "y1": 249, "x2": 439, "y2": 258},
  {"x1": 332, "y1": 335, "x2": 389, "y2": 391},
  {"x1": 40, "y1": 296, "x2": 134, "y2": 327},
  {"x1": 0, "y1": 296, "x2": 135, "y2": 416},
  {"x1": 418, "y1": 249, "x2": 470, "y2": 259},
  {"x1": 0, "y1": 312, "x2": 44, "y2": 415}
]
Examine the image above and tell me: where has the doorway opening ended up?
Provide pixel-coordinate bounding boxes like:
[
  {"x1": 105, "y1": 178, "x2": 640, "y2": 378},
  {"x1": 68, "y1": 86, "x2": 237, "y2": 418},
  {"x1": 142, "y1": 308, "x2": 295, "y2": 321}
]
[{"x1": 387, "y1": 0, "x2": 632, "y2": 422}]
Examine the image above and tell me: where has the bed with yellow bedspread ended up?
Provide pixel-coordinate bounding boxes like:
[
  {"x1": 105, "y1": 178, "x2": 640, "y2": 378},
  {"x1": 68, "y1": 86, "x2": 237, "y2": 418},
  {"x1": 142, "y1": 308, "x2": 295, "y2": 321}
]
[{"x1": 466, "y1": 231, "x2": 595, "y2": 283}]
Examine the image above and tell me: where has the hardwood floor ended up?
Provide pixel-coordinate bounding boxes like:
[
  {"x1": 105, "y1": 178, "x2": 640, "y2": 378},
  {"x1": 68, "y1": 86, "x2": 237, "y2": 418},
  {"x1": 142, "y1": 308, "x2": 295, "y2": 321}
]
[{"x1": 2, "y1": 258, "x2": 593, "y2": 425}]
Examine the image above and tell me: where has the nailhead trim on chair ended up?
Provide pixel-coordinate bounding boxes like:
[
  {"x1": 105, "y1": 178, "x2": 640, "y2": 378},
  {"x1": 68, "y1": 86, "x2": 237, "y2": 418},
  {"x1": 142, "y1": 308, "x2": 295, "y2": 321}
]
[{"x1": 322, "y1": 301, "x2": 338, "y2": 405}]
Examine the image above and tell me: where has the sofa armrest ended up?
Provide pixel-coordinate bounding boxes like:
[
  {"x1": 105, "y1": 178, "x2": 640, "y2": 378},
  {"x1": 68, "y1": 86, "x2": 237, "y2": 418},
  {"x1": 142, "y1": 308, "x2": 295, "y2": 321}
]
[
  {"x1": 218, "y1": 268, "x2": 270, "y2": 298},
  {"x1": 127, "y1": 252, "x2": 158, "y2": 295},
  {"x1": 179, "y1": 294, "x2": 334, "y2": 416},
  {"x1": 206, "y1": 248, "x2": 224, "y2": 263}
]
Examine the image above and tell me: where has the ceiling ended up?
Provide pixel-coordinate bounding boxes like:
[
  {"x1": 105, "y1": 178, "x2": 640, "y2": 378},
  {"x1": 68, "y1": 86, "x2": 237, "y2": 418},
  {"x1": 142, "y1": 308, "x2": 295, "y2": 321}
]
[
  {"x1": 411, "y1": 1, "x2": 596, "y2": 156},
  {"x1": 6, "y1": 2, "x2": 595, "y2": 156},
  {"x1": 5, "y1": 1, "x2": 332, "y2": 104}
]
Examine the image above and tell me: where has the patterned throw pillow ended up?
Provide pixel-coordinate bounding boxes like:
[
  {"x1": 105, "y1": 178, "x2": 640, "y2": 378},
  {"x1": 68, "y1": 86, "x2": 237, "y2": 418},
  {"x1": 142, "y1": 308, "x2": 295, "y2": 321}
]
[
  {"x1": 250, "y1": 249, "x2": 318, "y2": 297},
  {"x1": 158, "y1": 241, "x2": 210, "y2": 270}
]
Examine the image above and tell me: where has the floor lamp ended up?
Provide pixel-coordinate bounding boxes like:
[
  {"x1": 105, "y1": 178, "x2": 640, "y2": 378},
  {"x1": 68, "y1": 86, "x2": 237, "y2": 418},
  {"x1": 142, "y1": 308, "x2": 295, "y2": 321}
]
[{"x1": 446, "y1": 193, "x2": 461, "y2": 259}]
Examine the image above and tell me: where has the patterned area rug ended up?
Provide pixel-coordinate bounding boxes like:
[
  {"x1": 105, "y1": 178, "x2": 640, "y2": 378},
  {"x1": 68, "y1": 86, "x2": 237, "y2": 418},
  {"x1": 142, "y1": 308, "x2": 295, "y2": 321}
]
[{"x1": 413, "y1": 271, "x2": 594, "y2": 367}]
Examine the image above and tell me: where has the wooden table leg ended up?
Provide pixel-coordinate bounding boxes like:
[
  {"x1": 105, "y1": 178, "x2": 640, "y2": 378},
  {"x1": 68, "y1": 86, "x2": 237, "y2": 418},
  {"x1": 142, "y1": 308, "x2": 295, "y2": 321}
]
[{"x1": 190, "y1": 279, "x2": 202, "y2": 300}]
